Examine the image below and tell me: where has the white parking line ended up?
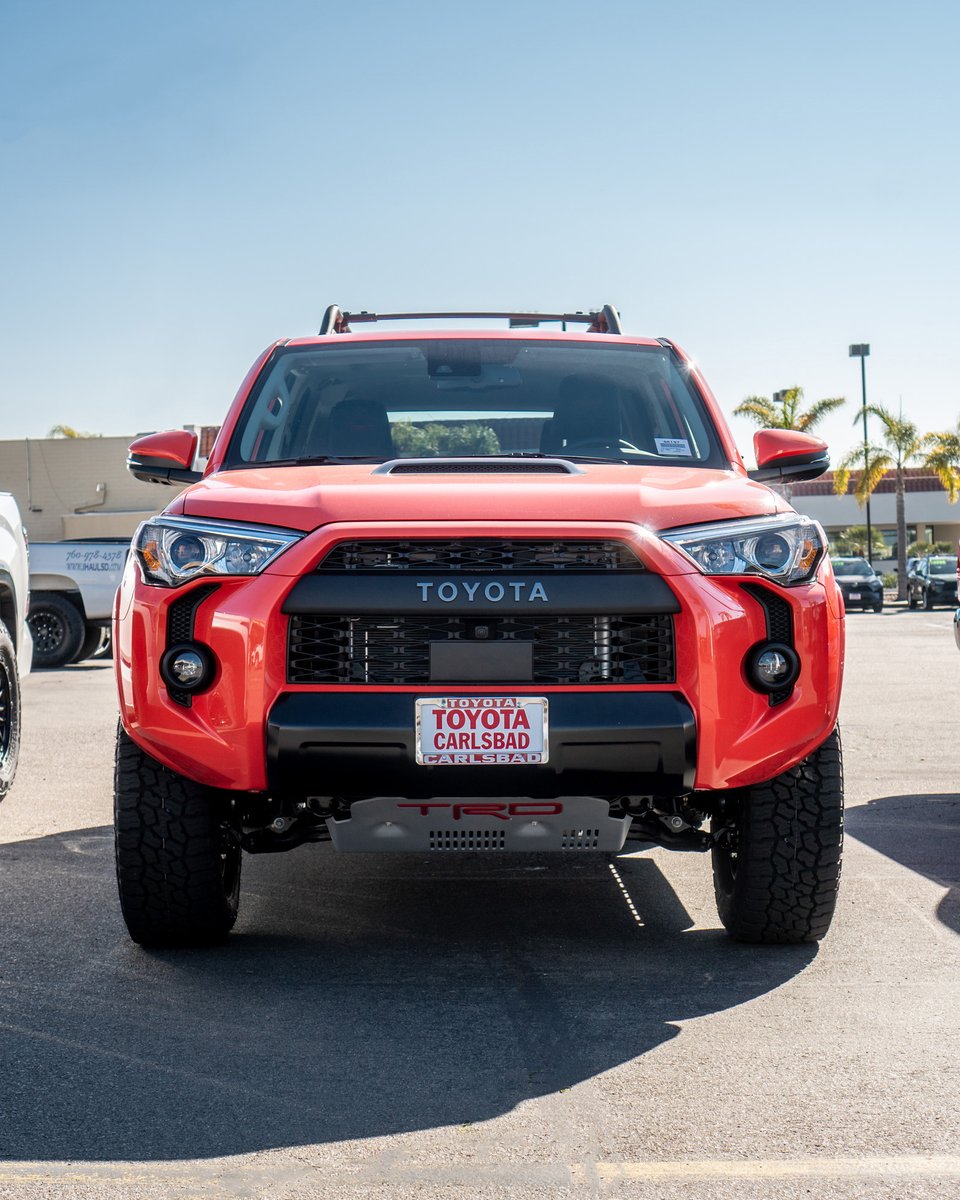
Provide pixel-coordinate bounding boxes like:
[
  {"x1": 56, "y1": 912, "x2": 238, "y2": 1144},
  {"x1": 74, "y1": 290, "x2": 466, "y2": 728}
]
[
  {"x1": 584, "y1": 1155, "x2": 960, "y2": 1181},
  {"x1": 2, "y1": 1155, "x2": 960, "y2": 1188}
]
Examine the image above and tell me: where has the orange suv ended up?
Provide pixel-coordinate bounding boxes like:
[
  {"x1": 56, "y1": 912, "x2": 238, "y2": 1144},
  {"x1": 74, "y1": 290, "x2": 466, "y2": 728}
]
[{"x1": 114, "y1": 306, "x2": 844, "y2": 946}]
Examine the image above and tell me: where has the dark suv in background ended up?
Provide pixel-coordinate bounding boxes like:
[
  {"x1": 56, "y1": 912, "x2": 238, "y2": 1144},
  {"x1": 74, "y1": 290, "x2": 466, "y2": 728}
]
[
  {"x1": 830, "y1": 557, "x2": 883, "y2": 613},
  {"x1": 908, "y1": 555, "x2": 958, "y2": 610}
]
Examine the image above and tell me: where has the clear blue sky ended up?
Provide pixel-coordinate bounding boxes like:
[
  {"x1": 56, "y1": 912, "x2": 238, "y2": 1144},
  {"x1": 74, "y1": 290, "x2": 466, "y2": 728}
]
[{"x1": 2, "y1": 0, "x2": 957, "y2": 464}]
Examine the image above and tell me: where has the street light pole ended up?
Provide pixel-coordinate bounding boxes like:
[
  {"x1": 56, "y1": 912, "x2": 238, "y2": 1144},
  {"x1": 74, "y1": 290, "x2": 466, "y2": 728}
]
[{"x1": 849, "y1": 344, "x2": 872, "y2": 563}]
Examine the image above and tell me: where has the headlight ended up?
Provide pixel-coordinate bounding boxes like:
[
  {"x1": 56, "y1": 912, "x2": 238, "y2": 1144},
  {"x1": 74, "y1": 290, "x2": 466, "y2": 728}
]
[
  {"x1": 662, "y1": 514, "x2": 825, "y2": 586},
  {"x1": 135, "y1": 516, "x2": 302, "y2": 587}
]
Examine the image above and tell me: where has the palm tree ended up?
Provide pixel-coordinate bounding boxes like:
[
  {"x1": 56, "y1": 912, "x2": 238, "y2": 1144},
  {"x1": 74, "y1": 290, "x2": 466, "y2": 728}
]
[
  {"x1": 833, "y1": 406, "x2": 926, "y2": 599},
  {"x1": 923, "y1": 422, "x2": 960, "y2": 503},
  {"x1": 734, "y1": 386, "x2": 846, "y2": 433}
]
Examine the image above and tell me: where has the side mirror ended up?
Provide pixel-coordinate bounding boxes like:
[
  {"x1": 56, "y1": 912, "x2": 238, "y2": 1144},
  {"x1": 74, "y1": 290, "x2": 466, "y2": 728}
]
[
  {"x1": 127, "y1": 430, "x2": 202, "y2": 486},
  {"x1": 748, "y1": 429, "x2": 830, "y2": 483}
]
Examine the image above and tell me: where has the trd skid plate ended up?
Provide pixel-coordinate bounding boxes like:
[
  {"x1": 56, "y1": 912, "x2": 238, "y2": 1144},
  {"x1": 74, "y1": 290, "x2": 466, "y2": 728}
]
[{"x1": 326, "y1": 795, "x2": 631, "y2": 853}]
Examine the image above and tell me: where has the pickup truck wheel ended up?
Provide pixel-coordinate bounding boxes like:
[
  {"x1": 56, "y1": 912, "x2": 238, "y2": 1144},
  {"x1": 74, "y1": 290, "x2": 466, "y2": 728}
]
[
  {"x1": 0, "y1": 621, "x2": 21, "y2": 801},
  {"x1": 114, "y1": 725, "x2": 241, "y2": 946},
  {"x1": 72, "y1": 624, "x2": 107, "y2": 663},
  {"x1": 923, "y1": 591, "x2": 934, "y2": 611},
  {"x1": 27, "y1": 592, "x2": 84, "y2": 668},
  {"x1": 711, "y1": 729, "x2": 843, "y2": 944}
]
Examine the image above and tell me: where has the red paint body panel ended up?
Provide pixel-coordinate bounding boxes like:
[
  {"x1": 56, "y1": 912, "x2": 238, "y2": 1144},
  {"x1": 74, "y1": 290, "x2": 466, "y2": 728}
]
[
  {"x1": 179, "y1": 463, "x2": 780, "y2": 534},
  {"x1": 754, "y1": 428, "x2": 828, "y2": 468},
  {"x1": 128, "y1": 428, "x2": 198, "y2": 467}
]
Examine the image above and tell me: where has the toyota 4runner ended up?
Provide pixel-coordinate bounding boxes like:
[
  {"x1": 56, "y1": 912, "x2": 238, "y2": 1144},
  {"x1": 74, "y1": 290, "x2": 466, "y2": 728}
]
[{"x1": 114, "y1": 306, "x2": 844, "y2": 947}]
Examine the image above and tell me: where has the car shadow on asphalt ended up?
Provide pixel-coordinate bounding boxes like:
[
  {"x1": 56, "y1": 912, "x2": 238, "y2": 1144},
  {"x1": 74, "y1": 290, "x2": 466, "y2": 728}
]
[
  {"x1": 0, "y1": 828, "x2": 816, "y2": 1162},
  {"x1": 846, "y1": 793, "x2": 960, "y2": 935}
]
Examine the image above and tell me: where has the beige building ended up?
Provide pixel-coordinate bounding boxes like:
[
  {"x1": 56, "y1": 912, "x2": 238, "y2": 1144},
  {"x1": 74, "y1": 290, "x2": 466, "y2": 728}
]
[
  {"x1": 791, "y1": 468, "x2": 960, "y2": 558},
  {"x1": 0, "y1": 427, "x2": 218, "y2": 542}
]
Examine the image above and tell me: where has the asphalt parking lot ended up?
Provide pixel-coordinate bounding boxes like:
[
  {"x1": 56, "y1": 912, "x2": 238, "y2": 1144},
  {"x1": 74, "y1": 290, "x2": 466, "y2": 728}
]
[{"x1": 1, "y1": 609, "x2": 959, "y2": 1198}]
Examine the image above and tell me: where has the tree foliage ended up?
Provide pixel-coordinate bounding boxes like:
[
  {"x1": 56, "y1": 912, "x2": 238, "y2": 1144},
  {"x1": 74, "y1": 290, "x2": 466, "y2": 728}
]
[
  {"x1": 47, "y1": 424, "x2": 101, "y2": 438},
  {"x1": 833, "y1": 405, "x2": 928, "y2": 596},
  {"x1": 832, "y1": 406, "x2": 925, "y2": 501},
  {"x1": 829, "y1": 526, "x2": 887, "y2": 558},
  {"x1": 923, "y1": 422, "x2": 960, "y2": 502},
  {"x1": 391, "y1": 422, "x2": 499, "y2": 457},
  {"x1": 733, "y1": 386, "x2": 846, "y2": 432}
]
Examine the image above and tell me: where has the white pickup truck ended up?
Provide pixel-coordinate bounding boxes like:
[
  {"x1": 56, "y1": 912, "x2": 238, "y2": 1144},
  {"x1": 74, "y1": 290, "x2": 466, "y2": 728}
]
[
  {"x1": 0, "y1": 492, "x2": 31, "y2": 798},
  {"x1": 27, "y1": 539, "x2": 128, "y2": 667}
]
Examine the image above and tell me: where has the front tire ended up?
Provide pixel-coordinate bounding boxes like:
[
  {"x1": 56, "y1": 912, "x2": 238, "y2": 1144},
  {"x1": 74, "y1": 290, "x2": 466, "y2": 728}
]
[
  {"x1": 114, "y1": 725, "x2": 241, "y2": 946},
  {"x1": 924, "y1": 590, "x2": 934, "y2": 611},
  {"x1": 0, "y1": 620, "x2": 21, "y2": 801},
  {"x1": 711, "y1": 729, "x2": 843, "y2": 944}
]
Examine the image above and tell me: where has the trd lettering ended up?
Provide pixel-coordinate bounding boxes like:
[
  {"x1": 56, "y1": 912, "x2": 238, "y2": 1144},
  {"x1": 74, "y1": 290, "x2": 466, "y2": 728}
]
[{"x1": 397, "y1": 802, "x2": 563, "y2": 820}]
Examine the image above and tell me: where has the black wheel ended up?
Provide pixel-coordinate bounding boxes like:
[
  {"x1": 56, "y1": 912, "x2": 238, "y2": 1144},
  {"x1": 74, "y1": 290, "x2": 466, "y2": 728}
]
[
  {"x1": 873, "y1": 602, "x2": 883, "y2": 613},
  {"x1": 72, "y1": 624, "x2": 106, "y2": 663},
  {"x1": 908, "y1": 592, "x2": 918, "y2": 610},
  {"x1": 114, "y1": 724, "x2": 241, "y2": 946},
  {"x1": 27, "y1": 592, "x2": 84, "y2": 667},
  {"x1": 711, "y1": 728, "x2": 843, "y2": 944},
  {"x1": 924, "y1": 590, "x2": 934, "y2": 611},
  {"x1": 0, "y1": 620, "x2": 21, "y2": 801}
]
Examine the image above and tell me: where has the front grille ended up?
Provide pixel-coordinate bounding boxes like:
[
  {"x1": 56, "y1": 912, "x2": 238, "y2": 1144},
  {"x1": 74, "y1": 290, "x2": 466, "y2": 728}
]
[
  {"x1": 288, "y1": 614, "x2": 675, "y2": 685},
  {"x1": 319, "y1": 539, "x2": 644, "y2": 572}
]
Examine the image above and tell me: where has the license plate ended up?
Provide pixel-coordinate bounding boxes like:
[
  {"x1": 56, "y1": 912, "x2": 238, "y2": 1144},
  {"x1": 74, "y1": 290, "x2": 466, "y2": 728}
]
[
  {"x1": 849, "y1": 591, "x2": 861, "y2": 600},
  {"x1": 415, "y1": 696, "x2": 549, "y2": 765}
]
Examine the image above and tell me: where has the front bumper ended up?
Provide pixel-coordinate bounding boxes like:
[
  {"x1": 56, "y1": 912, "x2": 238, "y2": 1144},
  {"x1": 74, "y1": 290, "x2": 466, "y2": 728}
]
[{"x1": 267, "y1": 690, "x2": 696, "y2": 799}]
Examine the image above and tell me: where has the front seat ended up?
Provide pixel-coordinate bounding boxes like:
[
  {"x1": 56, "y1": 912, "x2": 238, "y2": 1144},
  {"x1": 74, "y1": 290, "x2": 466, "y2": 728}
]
[
  {"x1": 326, "y1": 396, "x2": 394, "y2": 459},
  {"x1": 541, "y1": 373, "x2": 622, "y2": 455}
]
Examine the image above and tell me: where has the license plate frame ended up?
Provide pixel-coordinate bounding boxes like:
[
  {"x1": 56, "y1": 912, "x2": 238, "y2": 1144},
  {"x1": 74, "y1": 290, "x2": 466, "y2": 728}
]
[{"x1": 415, "y1": 696, "x2": 549, "y2": 766}]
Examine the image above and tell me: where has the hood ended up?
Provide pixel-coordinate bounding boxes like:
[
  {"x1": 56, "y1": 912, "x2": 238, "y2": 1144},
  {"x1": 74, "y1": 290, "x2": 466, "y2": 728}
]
[{"x1": 175, "y1": 462, "x2": 784, "y2": 534}]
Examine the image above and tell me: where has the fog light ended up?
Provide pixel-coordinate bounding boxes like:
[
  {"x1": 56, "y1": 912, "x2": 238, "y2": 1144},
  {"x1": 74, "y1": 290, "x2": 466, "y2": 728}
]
[
  {"x1": 171, "y1": 650, "x2": 204, "y2": 684},
  {"x1": 746, "y1": 641, "x2": 799, "y2": 694},
  {"x1": 160, "y1": 642, "x2": 215, "y2": 693}
]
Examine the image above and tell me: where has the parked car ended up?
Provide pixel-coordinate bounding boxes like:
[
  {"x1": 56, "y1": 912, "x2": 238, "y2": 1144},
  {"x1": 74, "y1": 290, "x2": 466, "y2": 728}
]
[
  {"x1": 26, "y1": 540, "x2": 127, "y2": 666},
  {"x1": 0, "y1": 491, "x2": 32, "y2": 799},
  {"x1": 113, "y1": 304, "x2": 845, "y2": 948},
  {"x1": 830, "y1": 556, "x2": 884, "y2": 613},
  {"x1": 907, "y1": 555, "x2": 958, "y2": 610}
]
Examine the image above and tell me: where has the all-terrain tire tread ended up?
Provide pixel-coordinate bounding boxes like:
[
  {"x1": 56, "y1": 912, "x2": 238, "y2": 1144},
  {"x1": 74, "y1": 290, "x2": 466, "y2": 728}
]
[
  {"x1": 712, "y1": 729, "x2": 843, "y2": 944},
  {"x1": 114, "y1": 725, "x2": 240, "y2": 946}
]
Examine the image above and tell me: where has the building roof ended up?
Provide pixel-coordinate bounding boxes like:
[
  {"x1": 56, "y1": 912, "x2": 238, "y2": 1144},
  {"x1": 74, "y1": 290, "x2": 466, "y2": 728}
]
[{"x1": 792, "y1": 467, "x2": 950, "y2": 497}]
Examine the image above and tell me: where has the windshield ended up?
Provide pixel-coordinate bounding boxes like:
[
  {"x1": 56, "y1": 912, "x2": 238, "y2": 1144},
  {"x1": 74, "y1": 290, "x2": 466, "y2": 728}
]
[
  {"x1": 928, "y1": 557, "x2": 958, "y2": 576},
  {"x1": 831, "y1": 559, "x2": 873, "y2": 578},
  {"x1": 225, "y1": 340, "x2": 726, "y2": 468}
]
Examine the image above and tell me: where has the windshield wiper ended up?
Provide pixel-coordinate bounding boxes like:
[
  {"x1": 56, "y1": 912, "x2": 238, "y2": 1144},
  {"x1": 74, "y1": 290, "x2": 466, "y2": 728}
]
[
  {"x1": 260, "y1": 456, "x2": 389, "y2": 467},
  {"x1": 503, "y1": 451, "x2": 631, "y2": 464}
]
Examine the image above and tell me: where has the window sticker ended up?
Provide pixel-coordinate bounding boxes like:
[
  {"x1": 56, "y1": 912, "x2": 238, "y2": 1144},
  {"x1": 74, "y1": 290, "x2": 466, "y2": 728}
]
[{"x1": 655, "y1": 437, "x2": 693, "y2": 456}]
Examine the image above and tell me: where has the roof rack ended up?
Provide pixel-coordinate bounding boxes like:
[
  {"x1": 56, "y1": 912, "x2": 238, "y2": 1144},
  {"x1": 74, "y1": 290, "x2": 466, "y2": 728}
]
[{"x1": 318, "y1": 305, "x2": 623, "y2": 336}]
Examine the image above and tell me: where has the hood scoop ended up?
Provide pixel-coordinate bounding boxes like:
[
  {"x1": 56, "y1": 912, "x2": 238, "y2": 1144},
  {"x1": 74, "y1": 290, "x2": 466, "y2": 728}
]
[{"x1": 374, "y1": 457, "x2": 581, "y2": 475}]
